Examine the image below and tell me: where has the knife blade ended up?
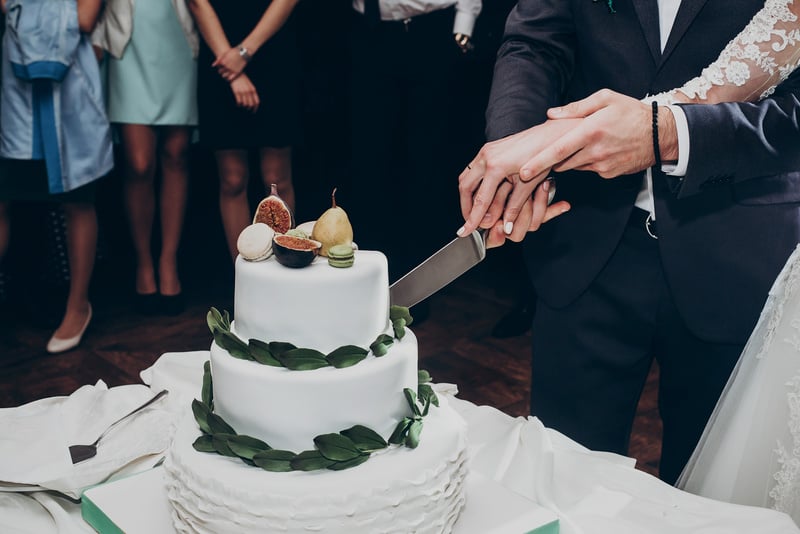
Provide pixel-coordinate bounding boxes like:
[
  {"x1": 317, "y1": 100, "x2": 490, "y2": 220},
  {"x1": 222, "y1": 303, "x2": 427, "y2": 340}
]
[{"x1": 389, "y1": 229, "x2": 487, "y2": 309}]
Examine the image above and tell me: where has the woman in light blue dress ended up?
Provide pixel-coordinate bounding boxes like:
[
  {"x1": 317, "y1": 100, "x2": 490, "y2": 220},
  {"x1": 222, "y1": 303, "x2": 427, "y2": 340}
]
[{"x1": 96, "y1": 0, "x2": 198, "y2": 315}]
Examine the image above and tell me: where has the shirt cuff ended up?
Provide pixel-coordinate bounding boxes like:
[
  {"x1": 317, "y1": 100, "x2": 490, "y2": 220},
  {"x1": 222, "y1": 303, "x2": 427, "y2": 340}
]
[
  {"x1": 663, "y1": 104, "x2": 689, "y2": 176},
  {"x1": 453, "y1": 11, "x2": 476, "y2": 36}
]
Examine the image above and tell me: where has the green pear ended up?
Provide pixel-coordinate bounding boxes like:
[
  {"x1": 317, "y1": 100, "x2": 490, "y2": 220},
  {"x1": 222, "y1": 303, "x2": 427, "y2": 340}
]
[{"x1": 313, "y1": 188, "x2": 353, "y2": 257}]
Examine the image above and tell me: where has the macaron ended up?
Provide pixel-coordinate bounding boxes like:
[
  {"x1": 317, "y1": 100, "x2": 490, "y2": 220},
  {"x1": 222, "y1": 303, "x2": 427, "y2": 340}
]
[
  {"x1": 237, "y1": 223, "x2": 275, "y2": 261},
  {"x1": 327, "y1": 243, "x2": 355, "y2": 268}
]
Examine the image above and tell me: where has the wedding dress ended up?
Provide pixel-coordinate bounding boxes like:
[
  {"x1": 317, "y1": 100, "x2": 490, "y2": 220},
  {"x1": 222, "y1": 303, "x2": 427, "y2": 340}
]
[
  {"x1": 649, "y1": 0, "x2": 800, "y2": 105},
  {"x1": 644, "y1": 0, "x2": 800, "y2": 523}
]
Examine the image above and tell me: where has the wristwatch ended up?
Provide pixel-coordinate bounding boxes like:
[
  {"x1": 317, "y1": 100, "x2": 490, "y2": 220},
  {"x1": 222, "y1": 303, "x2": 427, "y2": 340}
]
[{"x1": 238, "y1": 46, "x2": 252, "y2": 62}]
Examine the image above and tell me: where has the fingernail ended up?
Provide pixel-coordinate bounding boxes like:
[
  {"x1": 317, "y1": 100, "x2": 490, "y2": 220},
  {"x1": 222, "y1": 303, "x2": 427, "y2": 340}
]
[
  {"x1": 549, "y1": 107, "x2": 562, "y2": 115},
  {"x1": 456, "y1": 226, "x2": 465, "y2": 236},
  {"x1": 504, "y1": 221, "x2": 513, "y2": 234},
  {"x1": 542, "y1": 180, "x2": 549, "y2": 191}
]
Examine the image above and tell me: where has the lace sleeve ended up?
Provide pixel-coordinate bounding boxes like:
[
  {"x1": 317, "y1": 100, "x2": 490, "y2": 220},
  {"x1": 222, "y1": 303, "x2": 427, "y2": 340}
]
[{"x1": 647, "y1": 0, "x2": 800, "y2": 105}]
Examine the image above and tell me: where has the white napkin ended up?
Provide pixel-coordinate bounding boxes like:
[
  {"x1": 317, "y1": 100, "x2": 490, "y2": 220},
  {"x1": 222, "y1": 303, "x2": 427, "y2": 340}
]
[
  {"x1": 0, "y1": 381, "x2": 178, "y2": 499},
  {"x1": 448, "y1": 395, "x2": 799, "y2": 534}
]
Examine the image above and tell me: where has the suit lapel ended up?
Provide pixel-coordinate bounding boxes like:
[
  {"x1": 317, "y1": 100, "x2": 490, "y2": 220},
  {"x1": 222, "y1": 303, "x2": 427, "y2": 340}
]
[
  {"x1": 631, "y1": 0, "x2": 662, "y2": 63},
  {"x1": 661, "y1": 0, "x2": 711, "y2": 63}
]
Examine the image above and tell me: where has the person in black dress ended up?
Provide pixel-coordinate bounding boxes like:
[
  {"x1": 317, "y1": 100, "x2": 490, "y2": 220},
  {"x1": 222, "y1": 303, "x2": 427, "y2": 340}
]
[{"x1": 187, "y1": 0, "x2": 301, "y2": 260}]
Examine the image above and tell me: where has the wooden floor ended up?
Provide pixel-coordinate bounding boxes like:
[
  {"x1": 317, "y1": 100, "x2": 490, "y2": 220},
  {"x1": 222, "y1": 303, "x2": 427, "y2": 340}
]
[{"x1": 0, "y1": 245, "x2": 662, "y2": 478}]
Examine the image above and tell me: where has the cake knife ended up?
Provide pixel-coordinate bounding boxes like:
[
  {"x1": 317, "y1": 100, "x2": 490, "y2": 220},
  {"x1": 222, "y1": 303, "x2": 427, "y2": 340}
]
[{"x1": 389, "y1": 229, "x2": 486, "y2": 309}]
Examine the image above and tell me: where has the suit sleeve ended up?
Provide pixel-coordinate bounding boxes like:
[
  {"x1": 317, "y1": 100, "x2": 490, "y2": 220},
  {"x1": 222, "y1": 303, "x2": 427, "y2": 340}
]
[
  {"x1": 485, "y1": 0, "x2": 576, "y2": 141},
  {"x1": 673, "y1": 75, "x2": 800, "y2": 198}
]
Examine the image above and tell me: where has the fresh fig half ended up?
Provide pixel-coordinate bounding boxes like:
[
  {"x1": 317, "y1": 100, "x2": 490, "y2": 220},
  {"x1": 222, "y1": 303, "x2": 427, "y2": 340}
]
[
  {"x1": 273, "y1": 235, "x2": 322, "y2": 268},
  {"x1": 253, "y1": 184, "x2": 293, "y2": 234}
]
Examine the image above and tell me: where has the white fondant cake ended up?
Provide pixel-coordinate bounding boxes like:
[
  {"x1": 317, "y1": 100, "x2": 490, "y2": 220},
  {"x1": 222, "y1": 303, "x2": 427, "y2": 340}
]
[
  {"x1": 164, "y1": 250, "x2": 469, "y2": 533},
  {"x1": 233, "y1": 251, "x2": 390, "y2": 353}
]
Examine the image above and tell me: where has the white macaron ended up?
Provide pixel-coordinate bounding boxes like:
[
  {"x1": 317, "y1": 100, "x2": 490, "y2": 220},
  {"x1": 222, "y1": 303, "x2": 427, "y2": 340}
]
[{"x1": 237, "y1": 223, "x2": 275, "y2": 261}]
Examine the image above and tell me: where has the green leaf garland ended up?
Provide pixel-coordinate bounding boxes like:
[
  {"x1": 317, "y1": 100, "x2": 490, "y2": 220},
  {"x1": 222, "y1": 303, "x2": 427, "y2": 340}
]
[
  {"x1": 207, "y1": 306, "x2": 411, "y2": 371},
  {"x1": 191, "y1": 362, "x2": 439, "y2": 472}
]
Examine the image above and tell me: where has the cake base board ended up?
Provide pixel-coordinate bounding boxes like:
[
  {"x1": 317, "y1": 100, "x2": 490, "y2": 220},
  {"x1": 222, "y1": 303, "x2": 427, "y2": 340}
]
[{"x1": 81, "y1": 466, "x2": 559, "y2": 534}]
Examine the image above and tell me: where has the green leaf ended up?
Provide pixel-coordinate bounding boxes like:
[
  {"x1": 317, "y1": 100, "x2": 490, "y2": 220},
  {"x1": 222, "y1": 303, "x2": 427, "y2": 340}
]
[
  {"x1": 340, "y1": 425, "x2": 388, "y2": 452},
  {"x1": 405, "y1": 420, "x2": 423, "y2": 449},
  {"x1": 418, "y1": 383, "x2": 439, "y2": 409},
  {"x1": 253, "y1": 450, "x2": 296, "y2": 472},
  {"x1": 388, "y1": 417, "x2": 413, "y2": 445},
  {"x1": 403, "y1": 388, "x2": 421, "y2": 417},
  {"x1": 225, "y1": 435, "x2": 272, "y2": 460},
  {"x1": 326, "y1": 345, "x2": 369, "y2": 368},
  {"x1": 192, "y1": 434, "x2": 215, "y2": 453},
  {"x1": 327, "y1": 454, "x2": 369, "y2": 471},
  {"x1": 214, "y1": 331, "x2": 252, "y2": 360},
  {"x1": 206, "y1": 307, "x2": 228, "y2": 334},
  {"x1": 390, "y1": 305, "x2": 413, "y2": 326},
  {"x1": 208, "y1": 412, "x2": 236, "y2": 435},
  {"x1": 418, "y1": 369, "x2": 432, "y2": 384},
  {"x1": 268, "y1": 341, "x2": 297, "y2": 359},
  {"x1": 221, "y1": 310, "x2": 231, "y2": 330},
  {"x1": 212, "y1": 433, "x2": 238, "y2": 457},
  {"x1": 369, "y1": 334, "x2": 394, "y2": 357},
  {"x1": 191, "y1": 399, "x2": 213, "y2": 434},
  {"x1": 201, "y1": 361, "x2": 213, "y2": 408},
  {"x1": 279, "y1": 348, "x2": 330, "y2": 370},
  {"x1": 248, "y1": 339, "x2": 282, "y2": 366},
  {"x1": 291, "y1": 450, "x2": 337, "y2": 471},
  {"x1": 392, "y1": 317, "x2": 407, "y2": 340},
  {"x1": 314, "y1": 433, "x2": 362, "y2": 461}
]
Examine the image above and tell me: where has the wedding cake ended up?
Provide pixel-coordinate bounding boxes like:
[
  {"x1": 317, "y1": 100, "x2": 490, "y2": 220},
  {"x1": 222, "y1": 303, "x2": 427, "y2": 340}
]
[{"x1": 163, "y1": 243, "x2": 469, "y2": 533}]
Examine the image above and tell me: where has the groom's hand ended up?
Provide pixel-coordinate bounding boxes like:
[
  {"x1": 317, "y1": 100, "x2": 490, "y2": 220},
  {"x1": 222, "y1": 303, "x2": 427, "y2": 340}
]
[{"x1": 518, "y1": 89, "x2": 678, "y2": 181}]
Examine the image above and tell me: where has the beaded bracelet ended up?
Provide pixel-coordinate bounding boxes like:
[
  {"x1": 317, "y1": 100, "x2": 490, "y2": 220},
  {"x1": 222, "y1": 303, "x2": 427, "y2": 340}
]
[{"x1": 651, "y1": 101, "x2": 662, "y2": 168}]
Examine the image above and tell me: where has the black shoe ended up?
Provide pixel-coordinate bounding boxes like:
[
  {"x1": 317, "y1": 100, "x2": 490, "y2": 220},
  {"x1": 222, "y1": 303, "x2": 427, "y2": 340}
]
[
  {"x1": 134, "y1": 292, "x2": 160, "y2": 315},
  {"x1": 491, "y1": 305, "x2": 533, "y2": 338},
  {"x1": 159, "y1": 293, "x2": 185, "y2": 316}
]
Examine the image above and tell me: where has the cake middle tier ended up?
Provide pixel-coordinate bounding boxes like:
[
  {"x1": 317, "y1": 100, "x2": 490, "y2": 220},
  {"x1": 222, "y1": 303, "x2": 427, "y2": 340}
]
[
  {"x1": 233, "y1": 250, "x2": 390, "y2": 353},
  {"x1": 210, "y1": 330, "x2": 419, "y2": 451}
]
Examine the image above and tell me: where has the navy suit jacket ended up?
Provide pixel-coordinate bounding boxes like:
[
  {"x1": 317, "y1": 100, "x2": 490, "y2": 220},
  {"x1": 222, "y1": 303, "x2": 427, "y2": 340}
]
[{"x1": 487, "y1": 0, "x2": 800, "y2": 344}]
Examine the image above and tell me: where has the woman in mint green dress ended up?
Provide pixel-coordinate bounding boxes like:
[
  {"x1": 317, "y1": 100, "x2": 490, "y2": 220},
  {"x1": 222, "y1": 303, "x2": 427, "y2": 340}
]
[{"x1": 95, "y1": 0, "x2": 198, "y2": 315}]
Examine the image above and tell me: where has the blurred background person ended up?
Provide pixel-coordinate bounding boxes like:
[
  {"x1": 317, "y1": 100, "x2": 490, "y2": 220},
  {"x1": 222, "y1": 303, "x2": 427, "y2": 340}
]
[
  {"x1": 93, "y1": 0, "x2": 198, "y2": 315},
  {"x1": 0, "y1": 0, "x2": 112, "y2": 352},
  {"x1": 347, "y1": 0, "x2": 482, "y2": 300},
  {"x1": 188, "y1": 0, "x2": 301, "y2": 261}
]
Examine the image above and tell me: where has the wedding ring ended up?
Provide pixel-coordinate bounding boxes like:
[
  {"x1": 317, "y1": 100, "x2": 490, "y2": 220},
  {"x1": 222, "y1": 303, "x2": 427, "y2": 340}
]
[
  {"x1": 467, "y1": 164, "x2": 472, "y2": 170},
  {"x1": 546, "y1": 177, "x2": 556, "y2": 205}
]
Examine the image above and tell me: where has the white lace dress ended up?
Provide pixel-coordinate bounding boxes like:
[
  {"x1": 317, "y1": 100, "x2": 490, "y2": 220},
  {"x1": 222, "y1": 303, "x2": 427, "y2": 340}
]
[
  {"x1": 645, "y1": 0, "x2": 800, "y2": 523},
  {"x1": 649, "y1": 0, "x2": 800, "y2": 105}
]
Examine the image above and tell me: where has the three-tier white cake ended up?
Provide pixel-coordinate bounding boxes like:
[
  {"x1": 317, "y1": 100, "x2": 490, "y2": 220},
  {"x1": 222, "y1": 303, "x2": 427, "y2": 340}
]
[{"x1": 163, "y1": 250, "x2": 469, "y2": 533}]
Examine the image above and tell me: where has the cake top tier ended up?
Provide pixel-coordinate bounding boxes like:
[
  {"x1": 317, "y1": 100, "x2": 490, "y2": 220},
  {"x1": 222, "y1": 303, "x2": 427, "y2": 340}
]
[{"x1": 233, "y1": 251, "x2": 390, "y2": 353}]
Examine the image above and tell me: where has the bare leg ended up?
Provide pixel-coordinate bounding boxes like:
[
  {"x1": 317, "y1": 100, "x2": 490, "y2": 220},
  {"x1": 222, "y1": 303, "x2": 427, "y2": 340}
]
[
  {"x1": 53, "y1": 201, "x2": 96, "y2": 339},
  {"x1": 120, "y1": 124, "x2": 158, "y2": 295},
  {"x1": 259, "y1": 146, "x2": 295, "y2": 212},
  {"x1": 158, "y1": 126, "x2": 190, "y2": 297},
  {"x1": 216, "y1": 149, "x2": 250, "y2": 261}
]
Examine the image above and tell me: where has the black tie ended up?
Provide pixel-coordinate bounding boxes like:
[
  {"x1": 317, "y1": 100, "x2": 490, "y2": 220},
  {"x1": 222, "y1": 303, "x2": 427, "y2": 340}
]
[{"x1": 364, "y1": 0, "x2": 381, "y2": 25}]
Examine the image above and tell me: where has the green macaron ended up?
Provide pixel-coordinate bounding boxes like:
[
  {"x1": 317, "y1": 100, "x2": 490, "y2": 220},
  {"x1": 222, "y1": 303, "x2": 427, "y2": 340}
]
[{"x1": 327, "y1": 243, "x2": 355, "y2": 268}]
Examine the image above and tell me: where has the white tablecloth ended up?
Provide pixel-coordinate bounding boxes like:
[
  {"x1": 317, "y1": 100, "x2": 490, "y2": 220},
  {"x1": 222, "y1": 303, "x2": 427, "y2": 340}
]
[{"x1": 1, "y1": 350, "x2": 797, "y2": 534}]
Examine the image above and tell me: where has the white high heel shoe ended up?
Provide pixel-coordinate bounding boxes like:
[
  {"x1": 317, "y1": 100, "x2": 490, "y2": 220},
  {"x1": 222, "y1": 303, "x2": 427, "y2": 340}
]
[{"x1": 47, "y1": 304, "x2": 92, "y2": 354}]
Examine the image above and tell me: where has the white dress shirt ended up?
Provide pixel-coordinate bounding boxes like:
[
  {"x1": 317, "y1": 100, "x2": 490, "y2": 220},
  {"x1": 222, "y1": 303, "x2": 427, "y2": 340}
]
[
  {"x1": 636, "y1": 0, "x2": 690, "y2": 218},
  {"x1": 352, "y1": 0, "x2": 482, "y2": 37}
]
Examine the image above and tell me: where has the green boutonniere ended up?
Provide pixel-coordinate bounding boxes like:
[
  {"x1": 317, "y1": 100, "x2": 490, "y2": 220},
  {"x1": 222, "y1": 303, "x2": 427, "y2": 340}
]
[{"x1": 593, "y1": 0, "x2": 616, "y2": 13}]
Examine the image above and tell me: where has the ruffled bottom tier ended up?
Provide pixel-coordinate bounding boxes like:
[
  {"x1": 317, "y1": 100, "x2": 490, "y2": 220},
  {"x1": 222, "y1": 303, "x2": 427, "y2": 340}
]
[{"x1": 163, "y1": 400, "x2": 469, "y2": 534}]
